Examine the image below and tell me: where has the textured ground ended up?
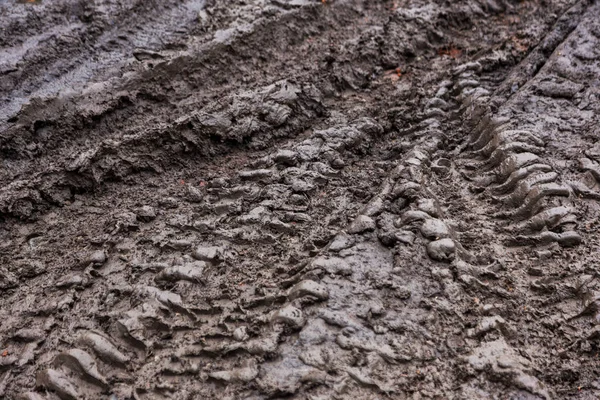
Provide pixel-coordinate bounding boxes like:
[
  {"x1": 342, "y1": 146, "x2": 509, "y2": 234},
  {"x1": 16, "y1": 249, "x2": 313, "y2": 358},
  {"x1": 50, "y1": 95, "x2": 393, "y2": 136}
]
[{"x1": 1, "y1": 0, "x2": 600, "y2": 399}]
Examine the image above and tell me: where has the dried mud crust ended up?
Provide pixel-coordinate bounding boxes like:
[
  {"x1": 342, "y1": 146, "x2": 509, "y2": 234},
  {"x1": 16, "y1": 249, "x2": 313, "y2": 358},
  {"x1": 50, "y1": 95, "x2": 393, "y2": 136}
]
[{"x1": 1, "y1": 0, "x2": 600, "y2": 399}]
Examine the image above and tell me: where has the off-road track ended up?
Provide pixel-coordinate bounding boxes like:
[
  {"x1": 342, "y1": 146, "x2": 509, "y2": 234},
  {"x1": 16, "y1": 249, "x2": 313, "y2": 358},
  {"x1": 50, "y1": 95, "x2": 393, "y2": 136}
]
[{"x1": 1, "y1": 0, "x2": 600, "y2": 399}]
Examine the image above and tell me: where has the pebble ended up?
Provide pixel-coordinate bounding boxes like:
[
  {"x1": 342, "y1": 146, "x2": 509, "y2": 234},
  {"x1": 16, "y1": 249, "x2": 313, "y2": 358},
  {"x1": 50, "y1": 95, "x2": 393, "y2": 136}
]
[
  {"x1": 426, "y1": 239, "x2": 455, "y2": 262},
  {"x1": 348, "y1": 215, "x2": 376, "y2": 234}
]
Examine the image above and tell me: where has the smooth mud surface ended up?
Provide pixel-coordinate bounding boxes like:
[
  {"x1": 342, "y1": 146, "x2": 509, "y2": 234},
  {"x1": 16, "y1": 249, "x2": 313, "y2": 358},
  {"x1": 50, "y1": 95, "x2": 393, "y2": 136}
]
[{"x1": 1, "y1": 0, "x2": 600, "y2": 399}]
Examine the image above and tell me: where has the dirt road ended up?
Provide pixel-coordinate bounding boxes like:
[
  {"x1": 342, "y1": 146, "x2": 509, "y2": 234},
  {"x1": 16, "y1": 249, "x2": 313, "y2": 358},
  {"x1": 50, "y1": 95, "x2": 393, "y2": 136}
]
[{"x1": 1, "y1": 0, "x2": 600, "y2": 398}]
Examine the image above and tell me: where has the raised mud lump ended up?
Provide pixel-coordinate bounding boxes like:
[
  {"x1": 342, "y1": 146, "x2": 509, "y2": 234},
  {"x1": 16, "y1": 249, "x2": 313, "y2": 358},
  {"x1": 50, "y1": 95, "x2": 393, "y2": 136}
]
[
  {"x1": 348, "y1": 215, "x2": 376, "y2": 234},
  {"x1": 271, "y1": 305, "x2": 306, "y2": 329},
  {"x1": 427, "y1": 238, "x2": 455, "y2": 261},
  {"x1": 288, "y1": 280, "x2": 329, "y2": 301}
]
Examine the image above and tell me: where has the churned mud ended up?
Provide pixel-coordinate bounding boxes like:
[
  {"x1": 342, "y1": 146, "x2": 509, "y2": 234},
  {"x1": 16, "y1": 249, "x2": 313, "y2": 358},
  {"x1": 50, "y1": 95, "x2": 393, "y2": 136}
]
[{"x1": 1, "y1": 0, "x2": 600, "y2": 399}]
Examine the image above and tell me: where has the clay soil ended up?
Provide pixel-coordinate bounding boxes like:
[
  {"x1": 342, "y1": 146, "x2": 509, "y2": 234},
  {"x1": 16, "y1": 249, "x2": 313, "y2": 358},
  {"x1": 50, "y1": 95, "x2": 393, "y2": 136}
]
[{"x1": 1, "y1": 0, "x2": 600, "y2": 399}]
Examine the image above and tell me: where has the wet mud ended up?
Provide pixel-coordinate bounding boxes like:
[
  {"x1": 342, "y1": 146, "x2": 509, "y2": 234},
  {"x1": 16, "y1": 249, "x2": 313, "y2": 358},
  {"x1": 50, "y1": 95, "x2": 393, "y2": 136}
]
[{"x1": 1, "y1": 0, "x2": 600, "y2": 399}]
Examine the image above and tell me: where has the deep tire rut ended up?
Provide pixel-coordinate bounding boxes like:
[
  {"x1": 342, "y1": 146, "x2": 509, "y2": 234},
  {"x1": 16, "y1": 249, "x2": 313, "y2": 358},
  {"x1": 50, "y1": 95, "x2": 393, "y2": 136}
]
[{"x1": 2, "y1": 0, "x2": 600, "y2": 399}]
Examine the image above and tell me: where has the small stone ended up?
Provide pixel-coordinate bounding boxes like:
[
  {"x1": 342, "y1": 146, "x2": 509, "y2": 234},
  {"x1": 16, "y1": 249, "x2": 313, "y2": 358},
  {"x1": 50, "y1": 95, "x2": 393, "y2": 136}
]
[
  {"x1": 271, "y1": 305, "x2": 305, "y2": 329},
  {"x1": 135, "y1": 206, "x2": 156, "y2": 222},
  {"x1": 426, "y1": 239, "x2": 455, "y2": 262},
  {"x1": 348, "y1": 215, "x2": 376, "y2": 234}
]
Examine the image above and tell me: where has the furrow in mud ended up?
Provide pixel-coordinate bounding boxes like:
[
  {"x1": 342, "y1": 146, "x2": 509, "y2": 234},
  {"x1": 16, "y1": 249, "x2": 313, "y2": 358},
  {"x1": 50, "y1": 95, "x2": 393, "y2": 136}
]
[
  {"x1": 459, "y1": 0, "x2": 600, "y2": 248},
  {"x1": 1, "y1": 1, "x2": 385, "y2": 219}
]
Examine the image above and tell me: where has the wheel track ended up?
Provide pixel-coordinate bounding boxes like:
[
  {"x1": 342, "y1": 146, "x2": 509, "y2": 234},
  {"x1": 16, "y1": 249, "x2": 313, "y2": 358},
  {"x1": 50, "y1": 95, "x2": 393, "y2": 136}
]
[{"x1": 1, "y1": 0, "x2": 595, "y2": 399}]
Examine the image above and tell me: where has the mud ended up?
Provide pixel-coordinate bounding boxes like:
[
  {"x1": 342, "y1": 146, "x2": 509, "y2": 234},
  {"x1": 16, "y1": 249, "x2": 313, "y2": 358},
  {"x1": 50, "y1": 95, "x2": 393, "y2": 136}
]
[{"x1": 1, "y1": 0, "x2": 600, "y2": 399}]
